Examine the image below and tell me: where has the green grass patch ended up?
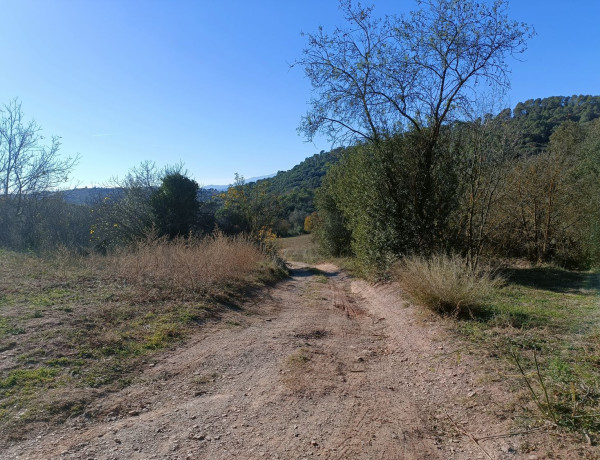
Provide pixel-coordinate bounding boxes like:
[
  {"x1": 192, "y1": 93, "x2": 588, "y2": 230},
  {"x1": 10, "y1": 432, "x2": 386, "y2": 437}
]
[
  {"x1": 30, "y1": 288, "x2": 72, "y2": 307},
  {"x1": 143, "y1": 323, "x2": 183, "y2": 350},
  {"x1": 0, "y1": 368, "x2": 59, "y2": 394},
  {"x1": 16, "y1": 348, "x2": 47, "y2": 365},
  {"x1": 47, "y1": 357, "x2": 86, "y2": 368},
  {"x1": 81, "y1": 361, "x2": 129, "y2": 388},
  {"x1": 0, "y1": 316, "x2": 25, "y2": 337},
  {"x1": 0, "y1": 293, "x2": 12, "y2": 307},
  {"x1": 454, "y1": 266, "x2": 600, "y2": 434}
]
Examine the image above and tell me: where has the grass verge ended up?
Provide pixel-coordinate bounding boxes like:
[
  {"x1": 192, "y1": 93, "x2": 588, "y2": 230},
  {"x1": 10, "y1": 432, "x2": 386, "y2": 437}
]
[
  {"x1": 394, "y1": 254, "x2": 600, "y2": 439},
  {"x1": 0, "y1": 235, "x2": 285, "y2": 443},
  {"x1": 454, "y1": 266, "x2": 600, "y2": 437}
]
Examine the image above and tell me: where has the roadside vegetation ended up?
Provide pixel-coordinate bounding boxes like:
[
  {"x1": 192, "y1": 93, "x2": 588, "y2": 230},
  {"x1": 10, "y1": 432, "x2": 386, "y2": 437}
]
[
  {"x1": 392, "y1": 248, "x2": 600, "y2": 436},
  {"x1": 0, "y1": 236, "x2": 284, "y2": 443},
  {"x1": 395, "y1": 254, "x2": 503, "y2": 317},
  {"x1": 454, "y1": 266, "x2": 600, "y2": 436}
]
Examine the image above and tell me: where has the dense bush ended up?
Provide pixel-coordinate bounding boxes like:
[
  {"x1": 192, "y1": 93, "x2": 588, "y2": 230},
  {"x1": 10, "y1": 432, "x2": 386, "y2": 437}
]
[
  {"x1": 491, "y1": 119, "x2": 600, "y2": 268},
  {"x1": 314, "y1": 117, "x2": 600, "y2": 273}
]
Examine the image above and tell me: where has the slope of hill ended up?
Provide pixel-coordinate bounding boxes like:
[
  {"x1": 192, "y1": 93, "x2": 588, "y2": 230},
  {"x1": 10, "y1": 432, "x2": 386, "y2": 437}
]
[
  {"x1": 259, "y1": 148, "x2": 346, "y2": 194},
  {"x1": 254, "y1": 147, "x2": 347, "y2": 233},
  {"x1": 500, "y1": 94, "x2": 600, "y2": 151},
  {"x1": 252, "y1": 95, "x2": 600, "y2": 235}
]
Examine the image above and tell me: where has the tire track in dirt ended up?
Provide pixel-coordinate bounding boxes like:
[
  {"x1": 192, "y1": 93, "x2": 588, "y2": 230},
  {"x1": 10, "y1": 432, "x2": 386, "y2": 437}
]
[{"x1": 4, "y1": 262, "x2": 575, "y2": 459}]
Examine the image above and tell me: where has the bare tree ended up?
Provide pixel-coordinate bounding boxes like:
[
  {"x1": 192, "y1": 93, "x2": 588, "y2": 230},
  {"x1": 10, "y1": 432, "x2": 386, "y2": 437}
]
[
  {"x1": 0, "y1": 99, "x2": 78, "y2": 209},
  {"x1": 0, "y1": 99, "x2": 79, "y2": 249},
  {"x1": 89, "y1": 161, "x2": 162, "y2": 249}
]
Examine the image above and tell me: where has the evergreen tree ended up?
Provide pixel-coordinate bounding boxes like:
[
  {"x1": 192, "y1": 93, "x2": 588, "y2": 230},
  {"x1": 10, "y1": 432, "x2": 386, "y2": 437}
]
[{"x1": 151, "y1": 173, "x2": 200, "y2": 238}]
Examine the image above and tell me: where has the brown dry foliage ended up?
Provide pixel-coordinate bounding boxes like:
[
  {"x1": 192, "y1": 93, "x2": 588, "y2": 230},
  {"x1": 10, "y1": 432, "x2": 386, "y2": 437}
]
[
  {"x1": 113, "y1": 232, "x2": 274, "y2": 300},
  {"x1": 395, "y1": 253, "x2": 503, "y2": 316}
]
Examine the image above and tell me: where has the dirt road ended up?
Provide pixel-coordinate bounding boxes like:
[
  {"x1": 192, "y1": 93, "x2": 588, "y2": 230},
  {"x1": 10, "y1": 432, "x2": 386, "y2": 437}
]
[{"x1": 3, "y1": 263, "x2": 576, "y2": 459}]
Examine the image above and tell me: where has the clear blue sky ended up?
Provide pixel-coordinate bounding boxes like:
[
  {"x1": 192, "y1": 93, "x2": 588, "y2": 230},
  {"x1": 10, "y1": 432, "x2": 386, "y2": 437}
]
[{"x1": 0, "y1": 0, "x2": 598, "y2": 187}]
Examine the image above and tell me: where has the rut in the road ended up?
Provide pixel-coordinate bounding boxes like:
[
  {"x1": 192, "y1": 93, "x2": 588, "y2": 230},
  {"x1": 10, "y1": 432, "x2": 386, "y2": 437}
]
[{"x1": 4, "y1": 263, "x2": 568, "y2": 460}]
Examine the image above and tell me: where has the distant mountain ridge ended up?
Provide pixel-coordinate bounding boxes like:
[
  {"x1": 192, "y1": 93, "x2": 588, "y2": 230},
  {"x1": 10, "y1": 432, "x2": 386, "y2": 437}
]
[
  {"x1": 59, "y1": 175, "x2": 276, "y2": 204},
  {"x1": 60, "y1": 186, "x2": 219, "y2": 205},
  {"x1": 60, "y1": 187, "x2": 123, "y2": 205},
  {"x1": 203, "y1": 174, "x2": 276, "y2": 191}
]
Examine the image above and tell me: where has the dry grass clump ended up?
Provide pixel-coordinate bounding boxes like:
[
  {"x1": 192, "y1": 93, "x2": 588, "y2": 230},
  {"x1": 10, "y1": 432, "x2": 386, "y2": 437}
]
[
  {"x1": 395, "y1": 253, "x2": 503, "y2": 316},
  {"x1": 113, "y1": 232, "x2": 274, "y2": 300}
]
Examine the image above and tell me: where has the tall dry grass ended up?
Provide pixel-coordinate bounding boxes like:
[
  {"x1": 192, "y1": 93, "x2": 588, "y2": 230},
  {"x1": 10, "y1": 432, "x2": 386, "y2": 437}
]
[
  {"x1": 113, "y1": 232, "x2": 276, "y2": 300},
  {"x1": 0, "y1": 235, "x2": 284, "y2": 439},
  {"x1": 277, "y1": 234, "x2": 321, "y2": 263},
  {"x1": 395, "y1": 253, "x2": 503, "y2": 316}
]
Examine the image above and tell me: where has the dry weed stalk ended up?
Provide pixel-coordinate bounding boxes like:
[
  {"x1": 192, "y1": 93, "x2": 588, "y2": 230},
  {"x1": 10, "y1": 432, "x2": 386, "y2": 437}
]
[{"x1": 113, "y1": 232, "x2": 266, "y2": 300}]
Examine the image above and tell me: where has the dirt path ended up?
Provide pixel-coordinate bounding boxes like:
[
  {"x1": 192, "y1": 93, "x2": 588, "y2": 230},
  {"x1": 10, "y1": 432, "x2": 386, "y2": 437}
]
[{"x1": 3, "y1": 263, "x2": 575, "y2": 459}]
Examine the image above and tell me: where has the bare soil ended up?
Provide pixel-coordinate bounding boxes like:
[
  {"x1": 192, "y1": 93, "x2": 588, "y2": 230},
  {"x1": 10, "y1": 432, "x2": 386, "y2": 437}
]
[{"x1": 3, "y1": 263, "x2": 594, "y2": 459}]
